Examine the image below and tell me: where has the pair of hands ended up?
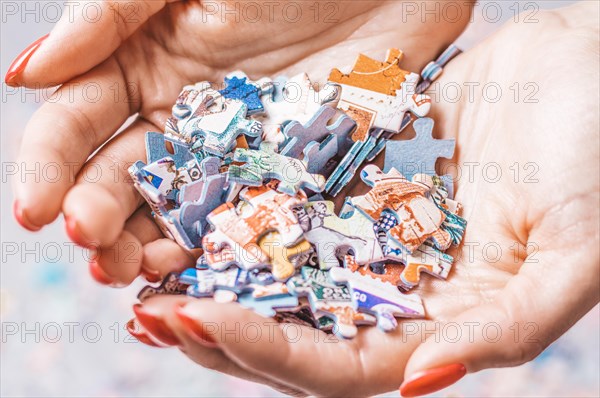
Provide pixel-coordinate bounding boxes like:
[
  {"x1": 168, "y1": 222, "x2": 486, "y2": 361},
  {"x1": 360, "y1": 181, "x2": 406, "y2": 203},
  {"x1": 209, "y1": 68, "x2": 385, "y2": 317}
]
[{"x1": 9, "y1": 1, "x2": 599, "y2": 396}]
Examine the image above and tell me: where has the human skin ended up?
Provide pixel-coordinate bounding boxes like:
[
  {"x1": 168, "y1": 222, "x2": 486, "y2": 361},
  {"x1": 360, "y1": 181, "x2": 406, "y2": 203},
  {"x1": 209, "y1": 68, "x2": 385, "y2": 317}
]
[{"x1": 8, "y1": 1, "x2": 599, "y2": 397}]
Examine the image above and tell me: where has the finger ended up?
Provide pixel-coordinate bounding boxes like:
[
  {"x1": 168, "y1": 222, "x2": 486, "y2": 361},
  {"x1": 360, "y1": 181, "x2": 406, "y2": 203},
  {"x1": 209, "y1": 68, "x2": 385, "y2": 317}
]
[
  {"x1": 6, "y1": 0, "x2": 176, "y2": 87},
  {"x1": 135, "y1": 295, "x2": 306, "y2": 396},
  {"x1": 62, "y1": 118, "x2": 154, "y2": 247},
  {"x1": 176, "y1": 299, "x2": 421, "y2": 396},
  {"x1": 142, "y1": 239, "x2": 201, "y2": 278},
  {"x1": 89, "y1": 205, "x2": 163, "y2": 286},
  {"x1": 401, "y1": 243, "x2": 599, "y2": 397},
  {"x1": 14, "y1": 58, "x2": 132, "y2": 230}
]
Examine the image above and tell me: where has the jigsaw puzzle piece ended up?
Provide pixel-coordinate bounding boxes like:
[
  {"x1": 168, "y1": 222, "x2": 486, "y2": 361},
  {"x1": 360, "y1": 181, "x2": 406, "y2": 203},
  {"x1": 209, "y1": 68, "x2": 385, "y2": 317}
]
[
  {"x1": 328, "y1": 48, "x2": 410, "y2": 96},
  {"x1": 146, "y1": 131, "x2": 196, "y2": 167},
  {"x1": 386, "y1": 241, "x2": 454, "y2": 288},
  {"x1": 229, "y1": 142, "x2": 326, "y2": 194},
  {"x1": 287, "y1": 266, "x2": 372, "y2": 339},
  {"x1": 280, "y1": 105, "x2": 355, "y2": 159},
  {"x1": 258, "y1": 232, "x2": 312, "y2": 282},
  {"x1": 349, "y1": 165, "x2": 451, "y2": 253},
  {"x1": 329, "y1": 266, "x2": 425, "y2": 332},
  {"x1": 256, "y1": 73, "x2": 341, "y2": 143},
  {"x1": 219, "y1": 71, "x2": 273, "y2": 115},
  {"x1": 303, "y1": 201, "x2": 384, "y2": 269},
  {"x1": 129, "y1": 161, "x2": 198, "y2": 248},
  {"x1": 303, "y1": 134, "x2": 339, "y2": 176},
  {"x1": 177, "y1": 158, "x2": 229, "y2": 244},
  {"x1": 164, "y1": 82, "x2": 223, "y2": 145},
  {"x1": 383, "y1": 117, "x2": 455, "y2": 180},
  {"x1": 179, "y1": 266, "x2": 250, "y2": 300},
  {"x1": 194, "y1": 99, "x2": 263, "y2": 156},
  {"x1": 202, "y1": 185, "x2": 307, "y2": 270},
  {"x1": 137, "y1": 272, "x2": 191, "y2": 302}
]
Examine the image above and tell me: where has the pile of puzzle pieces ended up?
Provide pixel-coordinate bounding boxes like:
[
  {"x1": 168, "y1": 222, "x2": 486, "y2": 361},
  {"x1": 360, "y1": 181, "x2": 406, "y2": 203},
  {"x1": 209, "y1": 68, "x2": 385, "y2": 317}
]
[{"x1": 131, "y1": 46, "x2": 466, "y2": 339}]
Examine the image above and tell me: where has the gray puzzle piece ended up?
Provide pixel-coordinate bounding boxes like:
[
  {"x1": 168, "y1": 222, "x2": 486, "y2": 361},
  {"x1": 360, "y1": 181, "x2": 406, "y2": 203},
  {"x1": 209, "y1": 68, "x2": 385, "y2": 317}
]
[
  {"x1": 178, "y1": 157, "x2": 229, "y2": 244},
  {"x1": 383, "y1": 117, "x2": 455, "y2": 181},
  {"x1": 303, "y1": 134, "x2": 338, "y2": 176},
  {"x1": 280, "y1": 105, "x2": 355, "y2": 159},
  {"x1": 146, "y1": 131, "x2": 195, "y2": 167}
]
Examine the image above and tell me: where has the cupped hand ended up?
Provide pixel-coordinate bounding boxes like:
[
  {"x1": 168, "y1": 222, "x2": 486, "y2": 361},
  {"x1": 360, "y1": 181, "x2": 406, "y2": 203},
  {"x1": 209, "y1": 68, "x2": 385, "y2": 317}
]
[
  {"x1": 10, "y1": 1, "x2": 599, "y2": 397},
  {"x1": 10, "y1": 0, "x2": 470, "y2": 284},
  {"x1": 130, "y1": 3, "x2": 598, "y2": 397}
]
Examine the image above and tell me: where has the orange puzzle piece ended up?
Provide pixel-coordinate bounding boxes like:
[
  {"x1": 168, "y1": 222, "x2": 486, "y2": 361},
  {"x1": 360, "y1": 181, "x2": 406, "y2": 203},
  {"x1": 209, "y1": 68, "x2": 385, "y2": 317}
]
[{"x1": 328, "y1": 48, "x2": 411, "y2": 96}]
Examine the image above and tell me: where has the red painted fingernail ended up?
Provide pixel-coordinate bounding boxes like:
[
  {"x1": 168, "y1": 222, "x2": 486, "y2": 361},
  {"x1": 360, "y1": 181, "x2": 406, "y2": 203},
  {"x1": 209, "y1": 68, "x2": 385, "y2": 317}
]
[
  {"x1": 175, "y1": 303, "x2": 218, "y2": 348},
  {"x1": 126, "y1": 319, "x2": 164, "y2": 348},
  {"x1": 13, "y1": 200, "x2": 41, "y2": 232},
  {"x1": 88, "y1": 260, "x2": 114, "y2": 285},
  {"x1": 65, "y1": 215, "x2": 95, "y2": 248},
  {"x1": 133, "y1": 304, "x2": 181, "y2": 346},
  {"x1": 5, "y1": 34, "x2": 49, "y2": 86},
  {"x1": 400, "y1": 363, "x2": 466, "y2": 397}
]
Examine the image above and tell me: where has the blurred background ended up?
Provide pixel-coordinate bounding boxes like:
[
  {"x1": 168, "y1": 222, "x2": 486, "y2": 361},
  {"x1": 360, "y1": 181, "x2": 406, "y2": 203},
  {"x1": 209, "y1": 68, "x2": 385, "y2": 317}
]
[{"x1": 1, "y1": 1, "x2": 598, "y2": 396}]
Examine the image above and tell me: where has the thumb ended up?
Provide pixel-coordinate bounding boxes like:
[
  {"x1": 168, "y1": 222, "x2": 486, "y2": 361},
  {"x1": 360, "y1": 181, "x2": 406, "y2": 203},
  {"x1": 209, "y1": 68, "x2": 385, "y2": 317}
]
[
  {"x1": 399, "y1": 247, "x2": 599, "y2": 397},
  {"x1": 5, "y1": 0, "x2": 177, "y2": 87}
]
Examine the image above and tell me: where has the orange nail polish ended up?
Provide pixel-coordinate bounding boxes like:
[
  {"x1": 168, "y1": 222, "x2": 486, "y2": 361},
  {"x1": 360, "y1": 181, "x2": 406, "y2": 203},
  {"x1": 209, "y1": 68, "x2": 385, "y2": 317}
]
[
  {"x1": 133, "y1": 304, "x2": 181, "y2": 346},
  {"x1": 400, "y1": 363, "x2": 466, "y2": 397},
  {"x1": 175, "y1": 304, "x2": 218, "y2": 348},
  {"x1": 126, "y1": 319, "x2": 164, "y2": 348},
  {"x1": 88, "y1": 260, "x2": 114, "y2": 285},
  {"x1": 5, "y1": 34, "x2": 49, "y2": 86},
  {"x1": 13, "y1": 200, "x2": 41, "y2": 232},
  {"x1": 65, "y1": 215, "x2": 95, "y2": 248}
]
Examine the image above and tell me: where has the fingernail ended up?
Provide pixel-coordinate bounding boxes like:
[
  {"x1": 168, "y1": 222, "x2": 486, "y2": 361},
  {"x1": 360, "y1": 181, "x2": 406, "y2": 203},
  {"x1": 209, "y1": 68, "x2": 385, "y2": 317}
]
[
  {"x1": 399, "y1": 363, "x2": 466, "y2": 397},
  {"x1": 175, "y1": 303, "x2": 218, "y2": 348},
  {"x1": 13, "y1": 200, "x2": 41, "y2": 232},
  {"x1": 65, "y1": 215, "x2": 95, "y2": 248},
  {"x1": 5, "y1": 34, "x2": 49, "y2": 86},
  {"x1": 88, "y1": 260, "x2": 114, "y2": 285},
  {"x1": 133, "y1": 304, "x2": 181, "y2": 346},
  {"x1": 126, "y1": 319, "x2": 164, "y2": 348}
]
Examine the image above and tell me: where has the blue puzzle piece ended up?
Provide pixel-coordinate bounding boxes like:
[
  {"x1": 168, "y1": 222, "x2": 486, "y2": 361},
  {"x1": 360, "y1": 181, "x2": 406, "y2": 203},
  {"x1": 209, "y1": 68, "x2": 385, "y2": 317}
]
[
  {"x1": 219, "y1": 72, "x2": 273, "y2": 115},
  {"x1": 383, "y1": 117, "x2": 455, "y2": 180},
  {"x1": 146, "y1": 131, "x2": 194, "y2": 167},
  {"x1": 303, "y1": 133, "x2": 338, "y2": 176},
  {"x1": 280, "y1": 105, "x2": 355, "y2": 159}
]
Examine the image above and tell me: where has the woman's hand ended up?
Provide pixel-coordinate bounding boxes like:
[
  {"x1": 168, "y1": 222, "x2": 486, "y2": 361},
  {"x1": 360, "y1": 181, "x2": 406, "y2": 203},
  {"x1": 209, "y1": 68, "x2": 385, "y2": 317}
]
[
  {"x1": 9, "y1": 1, "x2": 598, "y2": 396},
  {"x1": 130, "y1": 3, "x2": 599, "y2": 397},
  {"x1": 9, "y1": 0, "x2": 472, "y2": 284}
]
